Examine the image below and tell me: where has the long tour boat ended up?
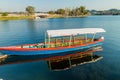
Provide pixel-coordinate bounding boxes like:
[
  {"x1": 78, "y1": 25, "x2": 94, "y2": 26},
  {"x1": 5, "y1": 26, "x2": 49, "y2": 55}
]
[{"x1": 0, "y1": 28, "x2": 106, "y2": 55}]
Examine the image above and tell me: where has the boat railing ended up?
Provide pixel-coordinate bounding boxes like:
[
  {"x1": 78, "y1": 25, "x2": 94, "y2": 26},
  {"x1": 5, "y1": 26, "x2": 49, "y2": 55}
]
[
  {"x1": 21, "y1": 37, "x2": 101, "y2": 48},
  {"x1": 45, "y1": 37, "x2": 97, "y2": 48}
]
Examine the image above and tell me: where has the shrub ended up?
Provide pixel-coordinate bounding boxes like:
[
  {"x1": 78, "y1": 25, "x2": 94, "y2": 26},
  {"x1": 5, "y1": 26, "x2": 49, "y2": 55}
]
[{"x1": 1, "y1": 12, "x2": 8, "y2": 16}]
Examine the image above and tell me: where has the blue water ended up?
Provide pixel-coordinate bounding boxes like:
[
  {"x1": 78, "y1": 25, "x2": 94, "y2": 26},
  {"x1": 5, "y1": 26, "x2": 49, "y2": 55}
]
[{"x1": 0, "y1": 16, "x2": 120, "y2": 80}]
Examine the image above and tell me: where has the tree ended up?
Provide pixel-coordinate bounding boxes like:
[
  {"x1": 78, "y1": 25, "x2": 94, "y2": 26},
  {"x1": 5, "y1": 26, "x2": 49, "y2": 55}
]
[
  {"x1": 56, "y1": 9, "x2": 65, "y2": 15},
  {"x1": 79, "y1": 6, "x2": 88, "y2": 15},
  {"x1": 64, "y1": 8, "x2": 70, "y2": 16},
  {"x1": 69, "y1": 8, "x2": 76, "y2": 16},
  {"x1": 47, "y1": 6, "x2": 89, "y2": 17},
  {"x1": 48, "y1": 11, "x2": 55, "y2": 14},
  {"x1": 1, "y1": 12, "x2": 8, "y2": 16},
  {"x1": 26, "y1": 6, "x2": 35, "y2": 16},
  {"x1": 76, "y1": 8, "x2": 81, "y2": 16}
]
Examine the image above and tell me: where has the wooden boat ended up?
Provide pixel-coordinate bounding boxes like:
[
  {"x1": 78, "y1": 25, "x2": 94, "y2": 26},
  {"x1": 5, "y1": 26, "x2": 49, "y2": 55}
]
[
  {"x1": 0, "y1": 28, "x2": 106, "y2": 55},
  {"x1": 0, "y1": 47, "x2": 103, "y2": 66}
]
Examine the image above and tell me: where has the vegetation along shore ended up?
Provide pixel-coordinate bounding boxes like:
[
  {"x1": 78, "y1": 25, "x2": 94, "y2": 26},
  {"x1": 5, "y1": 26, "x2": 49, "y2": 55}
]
[
  {"x1": 0, "y1": 6, "x2": 90, "y2": 20},
  {"x1": 0, "y1": 6, "x2": 120, "y2": 20}
]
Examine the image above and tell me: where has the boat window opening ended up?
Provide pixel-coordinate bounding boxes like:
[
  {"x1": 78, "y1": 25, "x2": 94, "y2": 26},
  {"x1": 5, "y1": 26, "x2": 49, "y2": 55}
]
[
  {"x1": 91, "y1": 33, "x2": 96, "y2": 42},
  {"x1": 93, "y1": 33, "x2": 104, "y2": 41},
  {"x1": 85, "y1": 34, "x2": 94, "y2": 42},
  {"x1": 44, "y1": 35, "x2": 91, "y2": 48}
]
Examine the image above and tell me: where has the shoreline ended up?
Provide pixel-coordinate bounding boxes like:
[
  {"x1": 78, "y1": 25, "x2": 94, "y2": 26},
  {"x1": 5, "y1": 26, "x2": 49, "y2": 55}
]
[
  {"x1": 1, "y1": 14, "x2": 117, "y2": 21},
  {"x1": 0, "y1": 15, "x2": 89, "y2": 21},
  {"x1": 0, "y1": 16, "x2": 34, "y2": 21},
  {"x1": 48, "y1": 14, "x2": 89, "y2": 18}
]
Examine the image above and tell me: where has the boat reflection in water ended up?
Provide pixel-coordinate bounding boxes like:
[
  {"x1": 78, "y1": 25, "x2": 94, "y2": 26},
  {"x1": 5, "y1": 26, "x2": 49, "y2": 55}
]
[{"x1": 0, "y1": 46, "x2": 103, "y2": 71}]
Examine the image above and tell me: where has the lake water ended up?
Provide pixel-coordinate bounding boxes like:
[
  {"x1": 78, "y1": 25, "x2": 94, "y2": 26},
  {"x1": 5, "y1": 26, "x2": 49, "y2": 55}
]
[{"x1": 0, "y1": 16, "x2": 120, "y2": 80}]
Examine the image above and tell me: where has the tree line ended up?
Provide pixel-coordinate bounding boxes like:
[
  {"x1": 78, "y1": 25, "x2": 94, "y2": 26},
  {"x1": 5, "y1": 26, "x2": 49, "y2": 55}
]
[
  {"x1": 48, "y1": 6, "x2": 89, "y2": 16},
  {"x1": 25, "y1": 6, "x2": 90, "y2": 16},
  {"x1": 0, "y1": 6, "x2": 89, "y2": 17},
  {"x1": 90, "y1": 9, "x2": 120, "y2": 15},
  {"x1": 24, "y1": 6, "x2": 120, "y2": 16},
  {"x1": 0, "y1": 6, "x2": 35, "y2": 17},
  {"x1": 1, "y1": 6, "x2": 120, "y2": 17}
]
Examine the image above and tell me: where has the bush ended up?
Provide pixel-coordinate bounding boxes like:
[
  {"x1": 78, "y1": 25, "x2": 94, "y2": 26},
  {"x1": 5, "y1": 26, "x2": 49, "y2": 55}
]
[{"x1": 1, "y1": 12, "x2": 8, "y2": 16}]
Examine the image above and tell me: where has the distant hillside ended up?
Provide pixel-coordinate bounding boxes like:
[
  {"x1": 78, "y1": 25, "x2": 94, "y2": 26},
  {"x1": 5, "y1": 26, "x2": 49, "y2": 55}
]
[{"x1": 89, "y1": 9, "x2": 120, "y2": 15}]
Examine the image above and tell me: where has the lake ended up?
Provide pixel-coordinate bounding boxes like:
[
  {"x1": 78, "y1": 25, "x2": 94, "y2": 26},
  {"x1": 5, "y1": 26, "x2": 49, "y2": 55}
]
[{"x1": 0, "y1": 16, "x2": 120, "y2": 80}]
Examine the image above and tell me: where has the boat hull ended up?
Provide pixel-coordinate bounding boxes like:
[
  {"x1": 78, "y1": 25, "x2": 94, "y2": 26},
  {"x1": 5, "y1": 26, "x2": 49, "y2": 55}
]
[{"x1": 0, "y1": 42, "x2": 103, "y2": 55}]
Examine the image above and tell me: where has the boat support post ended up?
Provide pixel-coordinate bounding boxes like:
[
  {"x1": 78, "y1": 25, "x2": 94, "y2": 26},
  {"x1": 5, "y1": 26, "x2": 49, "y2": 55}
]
[
  {"x1": 48, "y1": 36, "x2": 51, "y2": 48},
  {"x1": 92, "y1": 33, "x2": 96, "y2": 42},
  {"x1": 69, "y1": 35, "x2": 72, "y2": 46},
  {"x1": 45, "y1": 32, "x2": 46, "y2": 47},
  {"x1": 85, "y1": 34, "x2": 88, "y2": 43}
]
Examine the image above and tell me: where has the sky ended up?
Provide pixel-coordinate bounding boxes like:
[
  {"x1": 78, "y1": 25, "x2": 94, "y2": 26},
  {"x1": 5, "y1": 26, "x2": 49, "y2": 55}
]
[{"x1": 0, "y1": 0, "x2": 120, "y2": 12}]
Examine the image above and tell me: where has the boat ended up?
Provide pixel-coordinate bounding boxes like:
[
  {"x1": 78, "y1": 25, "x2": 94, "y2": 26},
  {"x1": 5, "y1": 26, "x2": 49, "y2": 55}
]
[
  {"x1": 0, "y1": 28, "x2": 106, "y2": 55},
  {"x1": 0, "y1": 47, "x2": 103, "y2": 67}
]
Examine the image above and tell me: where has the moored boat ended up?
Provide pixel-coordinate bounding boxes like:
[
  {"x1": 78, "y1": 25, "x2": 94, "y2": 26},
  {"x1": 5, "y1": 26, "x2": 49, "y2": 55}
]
[{"x1": 0, "y1": 28, "x2": 106, "y2": 55}]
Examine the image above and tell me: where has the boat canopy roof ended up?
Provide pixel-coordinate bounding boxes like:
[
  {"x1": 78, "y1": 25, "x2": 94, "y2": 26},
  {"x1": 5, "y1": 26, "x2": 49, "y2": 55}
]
[{"x1": 47, "y1": 28, "x2": 106, "y2": 37}]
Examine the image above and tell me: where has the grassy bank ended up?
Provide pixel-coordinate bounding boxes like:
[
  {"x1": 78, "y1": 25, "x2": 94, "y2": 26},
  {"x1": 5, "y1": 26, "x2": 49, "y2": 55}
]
[
  {"x1": 48, "y1": 14, "x2": 90, "y2": 18},
  {"x1": 0, "y1": 16, "x2": 34, "y2": 20},
  {"x1": 0, "y1": 14, "x2": 90, "y2": 21},
  {"x1": 48, "y1": 14, "x2": 64, "y2": 18}
]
